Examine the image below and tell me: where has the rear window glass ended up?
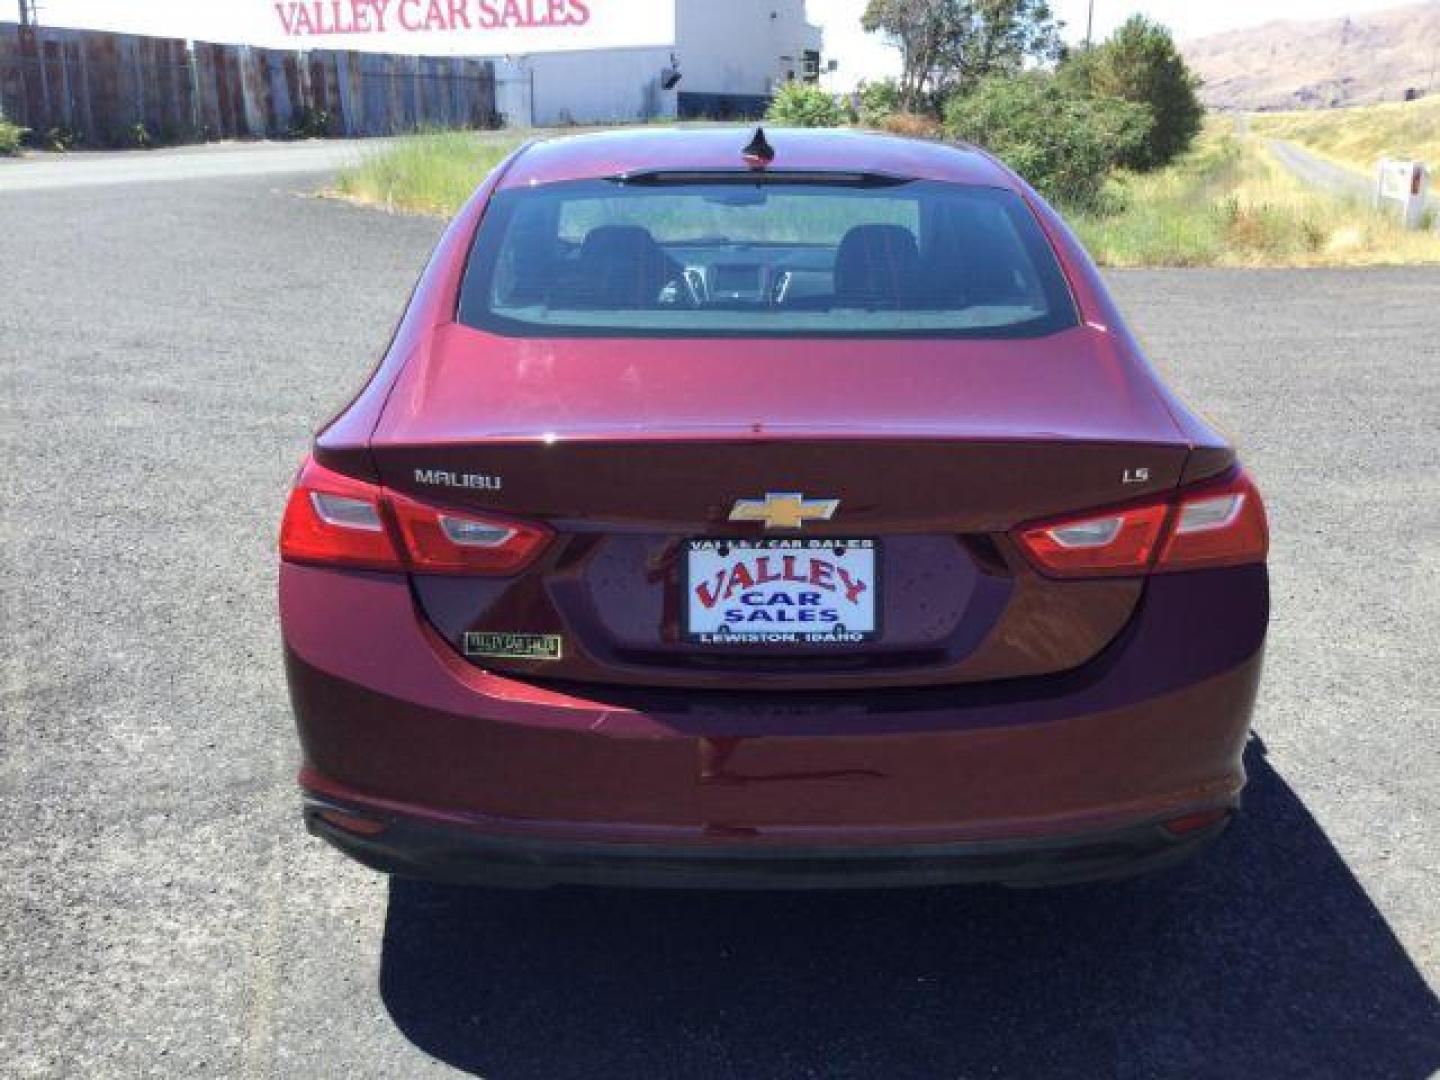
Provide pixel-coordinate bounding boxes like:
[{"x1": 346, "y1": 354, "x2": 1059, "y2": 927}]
[{"x1": 458, "y1": 178, "x2": 1076, "y2": 339}]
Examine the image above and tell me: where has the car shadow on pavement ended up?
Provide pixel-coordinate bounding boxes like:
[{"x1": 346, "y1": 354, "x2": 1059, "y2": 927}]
[{"x1": 378, "y1": 739, "x2": 1440, "y2": 1080}]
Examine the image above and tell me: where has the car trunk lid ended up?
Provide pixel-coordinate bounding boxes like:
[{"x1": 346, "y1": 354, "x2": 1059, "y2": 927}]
[{"x1": 369, "y1": 323, "x2": 1191, "y2": 690}]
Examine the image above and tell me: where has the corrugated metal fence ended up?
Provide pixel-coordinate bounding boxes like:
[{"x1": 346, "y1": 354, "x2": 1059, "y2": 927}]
[{"x1": 0, "y1": 22, "x2": 497, "y2": 145}]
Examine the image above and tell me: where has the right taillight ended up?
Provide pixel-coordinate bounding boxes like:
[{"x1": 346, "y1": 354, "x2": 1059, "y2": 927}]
[
  {"x1": 1014, "y1": 469, "x2": 1267, "y2": 579},
  {"x1": 1154, "y1": 469, "x2": 1268, "y2": 573},
  {"x1": 280, "y1": 457, "x2": 551, "y2": 575}
]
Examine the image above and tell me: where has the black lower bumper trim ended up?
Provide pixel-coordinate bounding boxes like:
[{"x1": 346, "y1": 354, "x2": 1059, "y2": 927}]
[{"x1": 303, "y1": 798, "x2": 1231, "y2": 890}]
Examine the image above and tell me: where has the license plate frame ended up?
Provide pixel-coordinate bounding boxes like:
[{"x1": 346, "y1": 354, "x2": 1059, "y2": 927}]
[{"x1": 681, "y1": 537, "x2": 881, "y2": 646}]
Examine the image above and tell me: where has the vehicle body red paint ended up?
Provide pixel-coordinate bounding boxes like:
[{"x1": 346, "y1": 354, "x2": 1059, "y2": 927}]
[{"x1": 280, "y1": 128, "x2": 1268, "y2": 887}]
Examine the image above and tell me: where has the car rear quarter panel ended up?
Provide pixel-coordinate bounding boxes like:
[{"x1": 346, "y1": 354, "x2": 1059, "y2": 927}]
[
  {"x1": 1000, "y1": 161, "x2": 1238, "y2": 480},
  {"x1": 312, "y1": 141, "x2": 533, "y2": 482}
]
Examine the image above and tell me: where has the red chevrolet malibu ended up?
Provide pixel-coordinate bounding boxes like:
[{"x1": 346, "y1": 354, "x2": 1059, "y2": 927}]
[{"x1": 280, "y1": 128, "x2": 1268, "y2": 887}]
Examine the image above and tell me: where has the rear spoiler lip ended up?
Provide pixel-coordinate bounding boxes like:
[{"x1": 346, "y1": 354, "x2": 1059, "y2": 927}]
[{"x1": 607, "y1": 167, "x2": 917, "y2": 187}]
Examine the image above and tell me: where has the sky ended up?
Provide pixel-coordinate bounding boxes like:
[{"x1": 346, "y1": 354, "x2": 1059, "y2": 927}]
[{"x1": 20, "y1": 0, "x2": 1432, "y2": 88}]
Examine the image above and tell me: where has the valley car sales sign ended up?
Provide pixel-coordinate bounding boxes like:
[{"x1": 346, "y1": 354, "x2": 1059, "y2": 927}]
[{"x1": 269, "y1": 0, "x2": 675, "y2": 53}]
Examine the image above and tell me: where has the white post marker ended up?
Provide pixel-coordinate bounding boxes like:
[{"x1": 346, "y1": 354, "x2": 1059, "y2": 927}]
[{"x1": 1374, "y1": 159, "x2": 1430, "y2": 230}]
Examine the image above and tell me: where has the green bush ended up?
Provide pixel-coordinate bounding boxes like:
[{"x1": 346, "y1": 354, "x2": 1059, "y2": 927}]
[
  {"x1": 856, "y1": 78, "x2": 902, "y2": 127},
  {"x1": 289, "y1": 107, "x2": 332, "y2": 140},
  {"x1": 0, "y1": 115, "x2": 26, "y2": 155},
  {"x1": 765, "y1": 82, "x2": 846, "y2": 128},
  {"x1": 1066, "y1": 15, "x2": 1204, "y2": 171},
  {"x1": 945, "y1": 73, "x2": 1152, "y2": 208}
]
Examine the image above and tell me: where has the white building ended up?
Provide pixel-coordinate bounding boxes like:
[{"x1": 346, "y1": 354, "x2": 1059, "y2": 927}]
[{"x1": 503, "y1": 0, "x2": 824, "y2": 127}]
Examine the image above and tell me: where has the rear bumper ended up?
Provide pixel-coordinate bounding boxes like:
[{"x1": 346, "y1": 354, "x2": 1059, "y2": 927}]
[
  {"x1": 281, "y1": 561, "x2": 1267, "y2": 885},
  {"x1": 304, "y1": 793, "x2": 1231, "y2": 889}
]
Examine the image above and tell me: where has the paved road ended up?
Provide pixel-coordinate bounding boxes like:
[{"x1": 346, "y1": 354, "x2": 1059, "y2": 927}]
[
  {"x1": 1267, "y1": 136, "x2": 1438, "y2": 215},
  {"x1": 0, "y1": 139, "x2": 400, "y2": 192},
  {"x1": 2, "y1": 154, "x2": 1438, "y2": 1078},
  {"x1": 1267, "y1": 138, "x2": 1371, "y2": 201}
]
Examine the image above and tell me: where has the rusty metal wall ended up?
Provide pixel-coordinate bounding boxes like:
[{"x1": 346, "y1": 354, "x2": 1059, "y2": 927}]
[
  {"x1": 0, "y1": 24, "x2": 194, "y2": 143},
  {"x1": 0, "y1": 22, "x2": 497, "y2": 145}
]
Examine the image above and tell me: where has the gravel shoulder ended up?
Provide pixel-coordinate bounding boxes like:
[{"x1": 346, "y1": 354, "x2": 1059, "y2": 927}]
[{"x1": 1, "y1": 166, "x2": 1437, "y2": 1078}]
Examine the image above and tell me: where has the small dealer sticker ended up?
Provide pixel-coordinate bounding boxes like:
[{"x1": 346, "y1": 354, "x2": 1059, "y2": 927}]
[{"x1": 463, "y1": 632, "x2": 564, "y2": 661}]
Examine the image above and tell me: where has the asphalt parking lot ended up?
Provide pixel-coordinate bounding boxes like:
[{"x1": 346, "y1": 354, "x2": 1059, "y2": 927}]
[{"x1": 2, "y1": 155, "x2": 1437, "y2": 1078}]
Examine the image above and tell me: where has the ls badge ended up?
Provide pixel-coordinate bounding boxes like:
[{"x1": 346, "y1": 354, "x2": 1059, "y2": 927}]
[{"x1": 463, "y1": 632, "x2": 563, "y2": 661}]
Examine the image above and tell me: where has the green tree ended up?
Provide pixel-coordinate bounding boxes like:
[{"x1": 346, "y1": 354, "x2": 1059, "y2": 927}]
[
  {"x1": 862, "y1": 0, "x2": 1063, "y2": 115},
  {"x1": 1071, "y1": 15, "x2": 1204, "y2": 170},
  {"x1": 765, "y1": 82, "x2": 847, "y2": 128},
  {"x1": 945, "y1": 72, "x2": 1152, "y2": 207}
]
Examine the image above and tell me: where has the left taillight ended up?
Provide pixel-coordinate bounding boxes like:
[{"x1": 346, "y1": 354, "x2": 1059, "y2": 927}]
[
  {"x1": 280, "y1": 460, "x2": 403, "y2": 571},
  {"x1": 1014, "y1": 469, "x2": 1268, "y2": 579},
  {"x1": 280, "y1": 457, "x2": 550, "y2": 576}
]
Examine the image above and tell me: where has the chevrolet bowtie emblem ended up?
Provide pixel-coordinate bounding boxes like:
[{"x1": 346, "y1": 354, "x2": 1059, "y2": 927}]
[{"x1": 728, "y1": 492, "x2": 840, "y2": 530}]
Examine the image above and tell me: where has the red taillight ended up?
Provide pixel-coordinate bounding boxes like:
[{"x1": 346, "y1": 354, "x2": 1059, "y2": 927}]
[
  {"x1": 280, "y1": 457, "x2": 551, "y2": 576},
  {"x1": 280, "y1": 460, "x2": 403, "y2": 571},
  {"x1": 1014, "y1": 469, "x2": 1268, "y2": 579},
  {"x1": 1015, "y1": 501, "x2": 1169, "y2": 578},
  {"x1": 389, "y1": 490, "x2": 551, "y2": 575},
  {"x1": 1154, "y1": 470, "x2": 1268, "y2": 573}
]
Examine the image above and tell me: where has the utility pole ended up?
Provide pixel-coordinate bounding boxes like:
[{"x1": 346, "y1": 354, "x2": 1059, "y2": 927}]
[
  {"x1": 18, "y1": 0, "x2": 39, "y2": 27},
  {"x1": 1085, "y1": 0, "x2": 1095, "y2": 49}
]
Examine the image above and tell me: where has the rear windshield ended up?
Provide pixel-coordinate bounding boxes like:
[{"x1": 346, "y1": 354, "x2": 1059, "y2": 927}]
[{"x1": 458, "y1": 177, "x2": 1076, "y2": 339}]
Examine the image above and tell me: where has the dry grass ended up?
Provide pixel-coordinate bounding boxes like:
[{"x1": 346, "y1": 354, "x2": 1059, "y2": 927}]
[
  {"x1": 1249, "y1": 95, "x2": 1440, "y2": 175},
  {"x1": 1072, "y1": 118, "x2": 1440, "y2": 267},
  {"x1": 876, "y1": 112, "x2": 946, "y2": 140},
  {"x1": 333, "y1": 129, "x2": 521, "y2": 215}
]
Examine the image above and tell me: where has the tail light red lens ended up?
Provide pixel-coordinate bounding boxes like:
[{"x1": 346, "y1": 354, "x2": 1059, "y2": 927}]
[
  {"x1": 389, "y1": 490, "x2": 551, "y2": 575},
  {"x1": 1015, "y1": 502, "x2": 1169, "y2": 578},
  {"x1": 280, "y1": 462, "x2": 403, "y2": 571},
  {"x1": 1015, "y1": 469, "x2": 1268, "y2": 579},
  {"x1": 1155, "y1": 470, "x2": 1269, "y2": 572},
  {"x1": 280, "y1": 458, "x2": 551, "y2": 576}
]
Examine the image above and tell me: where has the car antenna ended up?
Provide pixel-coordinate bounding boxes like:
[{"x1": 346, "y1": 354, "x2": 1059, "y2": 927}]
[{"x1": 742, "y1": 127, "x2": 775, "y2": 169}]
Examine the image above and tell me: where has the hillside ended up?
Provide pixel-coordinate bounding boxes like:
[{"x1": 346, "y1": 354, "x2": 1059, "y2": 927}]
[{"x1": 1182, "y1": 1, "x2": 1440, "y2": 111}]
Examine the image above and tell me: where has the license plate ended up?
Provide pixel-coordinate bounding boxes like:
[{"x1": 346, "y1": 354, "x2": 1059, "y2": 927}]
[{"x1": 683, "y1": 538, "x2": 879, "y2": 645}]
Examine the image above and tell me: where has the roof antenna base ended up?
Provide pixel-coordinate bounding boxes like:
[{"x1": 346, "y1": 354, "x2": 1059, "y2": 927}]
[{"x1": 742, "y1": 127, "x2": 775, "y2": 169}]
